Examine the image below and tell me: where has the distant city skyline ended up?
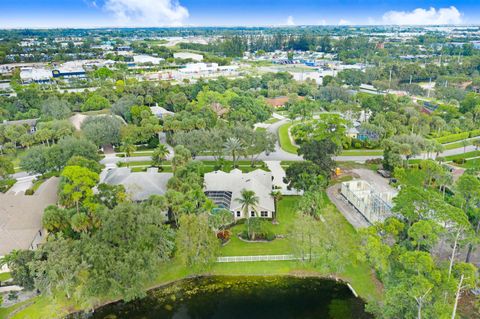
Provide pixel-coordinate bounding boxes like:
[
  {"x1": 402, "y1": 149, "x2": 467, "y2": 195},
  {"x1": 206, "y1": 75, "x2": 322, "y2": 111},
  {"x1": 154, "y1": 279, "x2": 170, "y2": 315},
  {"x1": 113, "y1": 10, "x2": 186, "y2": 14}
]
[{"x1": 1, "y1": 0, "x2": 480, "y2": 28}]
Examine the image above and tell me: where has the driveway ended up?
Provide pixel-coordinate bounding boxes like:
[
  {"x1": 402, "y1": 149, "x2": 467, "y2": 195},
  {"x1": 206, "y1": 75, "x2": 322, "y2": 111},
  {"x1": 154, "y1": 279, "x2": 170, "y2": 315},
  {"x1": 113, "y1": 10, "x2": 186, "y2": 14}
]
[
  {"x1": 265, "y1": 161, "x2": 303, "y2": 195},
  {"x1": 8, "y1": 175, "x2": 37, "y2": 195}
]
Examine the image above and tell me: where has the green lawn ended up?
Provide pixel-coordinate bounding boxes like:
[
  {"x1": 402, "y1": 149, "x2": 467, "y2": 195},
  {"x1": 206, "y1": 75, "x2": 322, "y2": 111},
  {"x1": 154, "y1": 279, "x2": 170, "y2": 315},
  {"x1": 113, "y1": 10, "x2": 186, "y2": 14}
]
[
  {"x1": 459, "y1": 158, "x2": 480, "y2": 169},
  {"x1": 278, "y1": 122, "x2": 298, "y2": 154},
  {"x1": 340, "y1": 150, "x2": 383, "y2": 156},
  {"x1": 263, "y1": 117, "x2": 280, "y2": 124},
  {"x1": 442, "y1": 139, "x2": 479, "y2": 150},
  {"x1": 220, "y1": 196, "x2": 299, "y2": 256},
  {"x1": 0, "y1": 272, "x2": 11, "y2": 282},
  {"x1": 444, "y1": 150, "x2": 480, "y2": 161}
]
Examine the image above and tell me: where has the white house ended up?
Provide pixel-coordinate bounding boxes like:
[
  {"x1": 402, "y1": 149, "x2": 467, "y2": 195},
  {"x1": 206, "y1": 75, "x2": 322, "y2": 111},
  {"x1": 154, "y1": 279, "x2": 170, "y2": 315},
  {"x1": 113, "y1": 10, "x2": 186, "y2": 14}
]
[
  {"x1": 174, "y1": 52, "x2": 204, "y2": 61},
  {"x1": 133, "y1": 55, "x2": 164, "y2": 65},
  {"x1": 150, "y1": 105, "x2": 174, "y2": 119},
  {"x1": 204, "y1": 169, "x2": 275, "y2": 220}
]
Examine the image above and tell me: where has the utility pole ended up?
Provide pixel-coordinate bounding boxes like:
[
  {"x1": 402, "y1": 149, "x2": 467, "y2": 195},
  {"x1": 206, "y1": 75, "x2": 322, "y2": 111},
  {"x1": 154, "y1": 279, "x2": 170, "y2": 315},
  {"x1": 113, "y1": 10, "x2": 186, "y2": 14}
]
[
  {"x1": 409, "y1": 74, "x2": 412, "y2": 85},
  {"x1": 388, "y1": 68, "x2": 392, "y2": 90},
  {"x1": 427, "y1": 77, "x2": 432, "y2": 98}
]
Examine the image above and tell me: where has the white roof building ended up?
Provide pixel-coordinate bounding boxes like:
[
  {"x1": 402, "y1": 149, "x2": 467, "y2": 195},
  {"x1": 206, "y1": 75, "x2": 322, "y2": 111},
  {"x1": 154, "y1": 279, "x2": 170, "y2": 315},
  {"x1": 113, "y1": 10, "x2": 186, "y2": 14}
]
[
  {"x1": 174, "y1": 52, "x2": 204, "y2": 61},
  {"x1": 150, "y1": 105, "x2": 174, "y2": 118},
  {"x1": 204, "y1": 169, "x2": 275, "y2": 220},
  {"x1": 20, "y1": 67, "x2": 52, "y2": 83},
  {"x1": 102, "y1": 167, "x2": 172, "y2": 202},
  {"x1": 133, "y1": 55, "x2": 164, "y2": 65},
  {"x1": 179, "y1": 62, "x2": 218, "y2": 74}
]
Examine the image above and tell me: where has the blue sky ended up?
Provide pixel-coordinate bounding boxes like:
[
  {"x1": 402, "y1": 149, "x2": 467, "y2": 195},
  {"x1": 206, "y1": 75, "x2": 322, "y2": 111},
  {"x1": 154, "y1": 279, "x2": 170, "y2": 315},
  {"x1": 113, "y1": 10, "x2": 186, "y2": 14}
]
[{"x1": 1, "y1": 0, "x2": 479, "y2": 28}]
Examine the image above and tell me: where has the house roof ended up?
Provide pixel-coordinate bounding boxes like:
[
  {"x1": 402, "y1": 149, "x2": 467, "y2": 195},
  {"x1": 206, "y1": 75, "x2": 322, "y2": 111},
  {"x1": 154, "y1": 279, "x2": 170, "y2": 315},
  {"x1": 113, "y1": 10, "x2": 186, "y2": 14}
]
[
  {"x1": 204, "y1": 169, "x2": 274, "y2": 212},
  {"x1": 102, "y1": 167, "x2": 172, "y2": 201},
  {"x1": 265, "y1": 96, "x2": 304, "y2": 108},
  {"x1": 0, "y1": 177, "x2": 59, "y2": 256},
  {"x1": 150, "y1": 106, "x2": 174, "y2": 117},
  {"x1": 1, "y1": 118, "x2": 38, "y2": 127}
]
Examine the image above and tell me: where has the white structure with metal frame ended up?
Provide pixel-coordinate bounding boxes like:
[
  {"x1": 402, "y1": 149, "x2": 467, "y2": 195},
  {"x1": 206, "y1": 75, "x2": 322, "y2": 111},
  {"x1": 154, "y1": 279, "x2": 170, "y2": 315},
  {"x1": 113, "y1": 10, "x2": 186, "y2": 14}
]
[{"x1": 340, "y1": 180, "x2": 395, "y2": 224}]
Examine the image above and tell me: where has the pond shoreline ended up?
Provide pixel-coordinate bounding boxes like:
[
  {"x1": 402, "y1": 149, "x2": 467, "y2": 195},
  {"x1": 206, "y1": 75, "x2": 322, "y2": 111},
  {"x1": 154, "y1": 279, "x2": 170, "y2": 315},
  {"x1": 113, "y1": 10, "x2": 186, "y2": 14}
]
[{"x1": 67, "y1": 272, "x2": 367, "y2": 318}]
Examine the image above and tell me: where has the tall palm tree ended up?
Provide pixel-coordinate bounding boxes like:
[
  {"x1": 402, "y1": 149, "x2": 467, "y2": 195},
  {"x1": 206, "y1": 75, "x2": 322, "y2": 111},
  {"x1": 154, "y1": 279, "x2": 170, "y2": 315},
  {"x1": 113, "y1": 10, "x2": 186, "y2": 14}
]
[
  {"x1": 224, "y1": 137, "x2": 243, "y2": 168},
  {"x1": 473, "y1": 139, "x2": 480, "y2": 151},
  {"x1": 270, "y1": 190, "x2": 282, "y2": 223},
  {"x1": 120, "y1": 142, "x2": 137, "y2": 167},
  {"x1": 235, "y1": 189, "x2": 259, "y2": 240},
  {"x1": 152, "y1": 144, "x2": 170, "y2": 169}
]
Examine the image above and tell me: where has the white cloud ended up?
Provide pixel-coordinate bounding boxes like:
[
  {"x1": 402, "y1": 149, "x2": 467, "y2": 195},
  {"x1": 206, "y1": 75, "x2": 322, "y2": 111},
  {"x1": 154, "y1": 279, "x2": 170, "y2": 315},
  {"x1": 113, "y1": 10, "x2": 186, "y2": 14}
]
[
  {"x1": 286, "y1": 16, "x2": 295, "y2": 26},
  {"x1": 382, "y1": 6, "x2": 462, "y2": 25},
  {"x1": 104, "y1": 0, "x2": 189, "y2": 26},
  {"x1": 338, "y1": 19, "x2": 351, "y2": 26},
  {"x1": 83, "y1": 0, "x2": 98, "y2": 8}
]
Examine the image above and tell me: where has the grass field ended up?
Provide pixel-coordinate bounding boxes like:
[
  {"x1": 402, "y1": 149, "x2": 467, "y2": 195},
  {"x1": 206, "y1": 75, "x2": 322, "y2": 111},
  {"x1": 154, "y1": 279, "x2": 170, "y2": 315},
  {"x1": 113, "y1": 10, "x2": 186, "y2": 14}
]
[
  {"x1": 445, "y1": 150, "x2": 480, "y2": 161},
  {"x1": 278, "y1": 122, "x2": 298, "y2": 154}
]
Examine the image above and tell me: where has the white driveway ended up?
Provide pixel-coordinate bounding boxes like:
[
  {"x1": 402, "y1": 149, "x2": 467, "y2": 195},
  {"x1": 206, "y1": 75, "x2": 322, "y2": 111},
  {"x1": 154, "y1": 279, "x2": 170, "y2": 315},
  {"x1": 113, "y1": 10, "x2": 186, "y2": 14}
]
[{"x1": 265, "y1": 161, "x2": 303, "y2": 195}]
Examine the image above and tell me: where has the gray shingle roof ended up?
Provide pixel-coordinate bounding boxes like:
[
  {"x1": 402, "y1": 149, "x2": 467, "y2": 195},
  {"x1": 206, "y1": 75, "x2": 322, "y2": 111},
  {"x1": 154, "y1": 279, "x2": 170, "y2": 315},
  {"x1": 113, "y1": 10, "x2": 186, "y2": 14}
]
[
  {"x1": 204, "y1": 169, "x2": 274, "y2": 212},
  {"x1": 102, "y1": 167, "x2": 172, "y2": 201},
  {"x1": 0, "y1": 177, "x2": 59, "y2": 256}
]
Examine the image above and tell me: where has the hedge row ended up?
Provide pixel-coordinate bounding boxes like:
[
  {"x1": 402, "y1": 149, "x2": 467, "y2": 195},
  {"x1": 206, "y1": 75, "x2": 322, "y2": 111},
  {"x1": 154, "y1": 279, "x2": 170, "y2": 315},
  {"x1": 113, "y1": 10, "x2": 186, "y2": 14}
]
[{"x1": 434, "y1": 132, "x2": 469, "y2": 144}]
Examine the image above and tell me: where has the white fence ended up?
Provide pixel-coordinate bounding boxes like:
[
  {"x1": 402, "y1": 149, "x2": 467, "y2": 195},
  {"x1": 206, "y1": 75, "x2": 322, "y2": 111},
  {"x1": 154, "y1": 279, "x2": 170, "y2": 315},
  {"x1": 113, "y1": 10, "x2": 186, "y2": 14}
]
[{"x1": 217, "y1": 254, "x2": 302, "y2": 263}]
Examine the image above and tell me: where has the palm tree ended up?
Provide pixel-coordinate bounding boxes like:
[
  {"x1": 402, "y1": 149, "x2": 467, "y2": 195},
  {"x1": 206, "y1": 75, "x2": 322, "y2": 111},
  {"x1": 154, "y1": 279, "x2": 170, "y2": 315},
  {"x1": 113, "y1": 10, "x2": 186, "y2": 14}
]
[
  {"x1": 235, "y1": 189, "x2": 259, "y2": 240},
  {"x1": 399, "y1": 143, "x2": 412, "y2": 167},
  {"x1": 473, "y1": 139, "x2": 480, "y2": 151},
  {"x1": 152, "y1": 144, "x2": 170, "y2": 169},
  {"x1": 224, "y1": 137, "x2": 243, "y2": 168},
  {"x1": 119, "y1": 142, "x2": 137, "y2": 167},
  {"x1": 433, "y1": 141, "x2": 445, "y2": 160},
  {"x1": 270, "y1": 190, "x2": 282, "y2": 223}
]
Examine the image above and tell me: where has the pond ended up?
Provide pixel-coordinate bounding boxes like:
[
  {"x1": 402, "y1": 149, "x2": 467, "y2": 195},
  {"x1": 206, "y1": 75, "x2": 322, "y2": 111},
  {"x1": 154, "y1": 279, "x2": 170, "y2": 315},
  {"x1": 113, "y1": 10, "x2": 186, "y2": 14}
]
[{"x1": 85, "y1": 276, "x2": 371, "y2": 319}]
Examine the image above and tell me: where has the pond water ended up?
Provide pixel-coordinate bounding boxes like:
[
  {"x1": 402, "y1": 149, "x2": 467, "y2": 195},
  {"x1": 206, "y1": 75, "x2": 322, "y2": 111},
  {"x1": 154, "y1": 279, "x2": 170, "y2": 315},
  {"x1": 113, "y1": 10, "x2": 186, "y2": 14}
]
[{"x1": 87, "y1": 276, "x2": 371, "y2": 319}]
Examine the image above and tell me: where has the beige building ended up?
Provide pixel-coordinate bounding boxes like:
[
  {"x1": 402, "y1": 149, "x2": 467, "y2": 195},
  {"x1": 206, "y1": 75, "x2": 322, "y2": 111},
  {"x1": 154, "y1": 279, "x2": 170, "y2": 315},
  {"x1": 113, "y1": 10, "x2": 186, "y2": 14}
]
[{"x1": 0, "y1": 177, "x2": 59, "y2": 257}]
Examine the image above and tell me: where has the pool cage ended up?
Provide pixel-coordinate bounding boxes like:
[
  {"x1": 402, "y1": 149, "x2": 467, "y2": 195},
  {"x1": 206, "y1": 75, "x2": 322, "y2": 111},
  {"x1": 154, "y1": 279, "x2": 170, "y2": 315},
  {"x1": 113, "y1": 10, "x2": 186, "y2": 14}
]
[
  {"x1": 340, "y1": 180, "x2": 394, "y2": 224},
  {"x1": 205, "y1": 191, "x2": 232, "y2": 210}
]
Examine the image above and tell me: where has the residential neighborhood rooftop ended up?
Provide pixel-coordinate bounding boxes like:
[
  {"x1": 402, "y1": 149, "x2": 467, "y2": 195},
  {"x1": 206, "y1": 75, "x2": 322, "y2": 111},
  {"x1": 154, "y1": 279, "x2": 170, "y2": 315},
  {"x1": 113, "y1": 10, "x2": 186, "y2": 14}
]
[
  {"x1": 0, "y1": 177, "x2": 59, "y2": 256},
  {"x1": 101, "y1": 167, "x2": 172, "y2": 202}
]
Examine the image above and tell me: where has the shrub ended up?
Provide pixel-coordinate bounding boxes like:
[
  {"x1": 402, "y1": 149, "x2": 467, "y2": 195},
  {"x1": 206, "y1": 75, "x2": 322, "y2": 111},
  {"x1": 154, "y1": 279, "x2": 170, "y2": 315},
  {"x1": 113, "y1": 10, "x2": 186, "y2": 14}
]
[
  {"x1": 470, "y1": 129, "x2": 480, "y2": 138},
  {"x1": 366, "y1": 158, "x2": 382, "y2": 164},
  {"x1": 217, "y1": 230, "x2": 231, "y2": 242},
  {"x1": 0, "y1": 178, "x2": 16, "y2": 193},
  {"x1": 24, "y1": 188, "x2": 35, "y2": 195},
  {"x1": 435, "y1": 132, "x2": 469, "y2": 144},
  {"x1": 453, "y1": 158, "x2": 466, "y2": 164}
]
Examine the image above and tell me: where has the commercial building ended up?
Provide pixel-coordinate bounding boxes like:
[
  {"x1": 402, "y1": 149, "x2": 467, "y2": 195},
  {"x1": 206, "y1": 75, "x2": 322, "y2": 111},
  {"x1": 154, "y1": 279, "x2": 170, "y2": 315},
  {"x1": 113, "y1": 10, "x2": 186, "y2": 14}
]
[{"x1": 19, "y1": 67, "x2": 52, "y2": 83}]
